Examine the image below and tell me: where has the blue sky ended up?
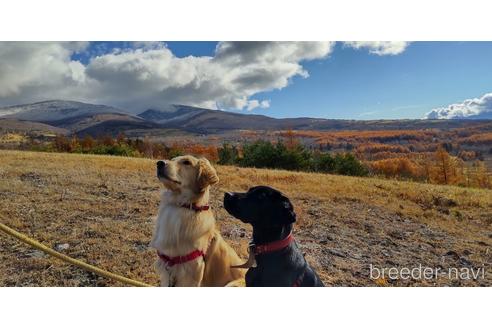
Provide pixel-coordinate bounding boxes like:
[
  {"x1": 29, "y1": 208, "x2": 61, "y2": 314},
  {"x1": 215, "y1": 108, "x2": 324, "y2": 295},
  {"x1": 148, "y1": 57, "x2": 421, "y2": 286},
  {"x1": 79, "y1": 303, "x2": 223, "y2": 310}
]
[
  {"x1": 258, "y1": 42, "x2": 492, "y2": 119},
  {"x1": 159, "y1": 42, "x2": 492, "y2": 119},
  {"x1": 2, "y1": 41, "x2": 492, "y2": 119}
]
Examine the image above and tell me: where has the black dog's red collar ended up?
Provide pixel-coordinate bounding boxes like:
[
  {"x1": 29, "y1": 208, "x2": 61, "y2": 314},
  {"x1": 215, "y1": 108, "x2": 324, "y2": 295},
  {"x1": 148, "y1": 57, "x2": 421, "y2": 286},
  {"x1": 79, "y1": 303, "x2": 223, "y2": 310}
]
[
  {"x1": 253, "y1": 232, "x2": 294, "y2": 255},
  {"x1": 251, "y1": 233, "x2": 306, "y2": 286},
  {"x1": 157, "y1": 249, "x2": 205, "y2": 267},
  {"x1": 181, "y1": 203, "x2": 210, "y2": 212}
]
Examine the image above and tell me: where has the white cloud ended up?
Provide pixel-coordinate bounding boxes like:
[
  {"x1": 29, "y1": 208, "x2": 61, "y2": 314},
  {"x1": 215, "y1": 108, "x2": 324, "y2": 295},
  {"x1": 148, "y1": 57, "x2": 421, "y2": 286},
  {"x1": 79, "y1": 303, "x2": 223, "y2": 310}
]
[
  {"x1": 0, "y1": 41, "x2": 409, "y2": 113},
  {"x1": 0, "y1": 42, "x2": 90, "y2": 100},
  {"x1": 344, "y1": 41, "x2": 410, "y2": 55},
  {"x1": 425, "y1": 93, "x2": 492, "y2": 119},
  {"x1": 246, "y1": 99, "x2": 270, "y2": 111}
]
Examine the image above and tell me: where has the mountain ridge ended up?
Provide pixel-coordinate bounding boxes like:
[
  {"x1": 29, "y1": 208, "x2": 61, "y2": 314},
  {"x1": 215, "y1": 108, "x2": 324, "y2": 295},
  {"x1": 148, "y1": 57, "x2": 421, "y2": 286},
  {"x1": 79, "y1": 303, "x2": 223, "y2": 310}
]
[{"x1": 1, "y1": 100, "x2": 491, "y2": 137}]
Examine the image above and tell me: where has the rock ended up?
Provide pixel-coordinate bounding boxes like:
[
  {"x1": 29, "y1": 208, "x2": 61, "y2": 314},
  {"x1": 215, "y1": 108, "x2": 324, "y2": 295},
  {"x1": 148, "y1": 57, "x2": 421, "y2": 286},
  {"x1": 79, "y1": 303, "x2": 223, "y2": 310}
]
[
  {"x1": 133, "y1": 241, "x2": 148, "y2": 252},
  {"x1": 385, "y1": 259, "x2": 397, "y2": 266},
  {"x1": 363, "y1": 223, "x2": 375, "y2": 233},
  {"x1": 388, "y1": 230, "x2": 405, "y2": 240},
  {"x1": 55, "y1": 243, "x2": 70, "y2": 251},
  {"x1": 437, "y1": 207, "x2": 450, "y2": 215},
  {"x1": 350, "y1": 253, "x2": 362, "y2": 260},
  {"x1": 459, "y1": 257, "x2": 473, "y2": 267},
  {"x1": 328, "y1": 249, "x2": 346, "y2": 258},
  {"x1": 443, "y1": 250, "x2": 460, "y2": 260},
  {"x1": 19, "y1": 172, "x2": 44, "y2": 187},
  {"x1": 381, "y1": 238, "x2": 397, "y2": 247},
  {"x1": 433, "y1": 196, "x2": 458, "y2": 207}
]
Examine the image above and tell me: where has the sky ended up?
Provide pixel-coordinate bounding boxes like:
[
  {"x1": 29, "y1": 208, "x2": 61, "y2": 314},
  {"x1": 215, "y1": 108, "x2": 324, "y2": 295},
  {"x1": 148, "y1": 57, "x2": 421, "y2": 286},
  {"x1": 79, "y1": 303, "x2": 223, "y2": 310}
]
[{"x1": 1, "y1": 41, "x2": 492, "y2": 119}]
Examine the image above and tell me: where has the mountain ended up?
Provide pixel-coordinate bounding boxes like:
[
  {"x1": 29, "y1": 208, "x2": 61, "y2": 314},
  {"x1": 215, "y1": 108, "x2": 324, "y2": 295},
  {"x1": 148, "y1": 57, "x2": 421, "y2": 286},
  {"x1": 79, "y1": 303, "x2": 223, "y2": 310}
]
[
  {"x1": 0, "y1": 100, "x2": 161, "y2": 137},
  {"x1": 72, "y1": 114, "x2": 161, "y2": 137},
  {"x1": 460, "y1": 111, "x2": 492, "y2": 120},
  {"x1": 138, "y1": 105, "x2": 207, "y2": 123},
  {"x1": 139, "y1": 106, "x2": 490, "y2": 133},
  {"x1": 138, "y1": 105, "x2": 285, "y2": 133},
  {"x1": 0, "y1": 118, "x2": 69, "y2": 135},
  {"x1": 0, "y1": 100, "x2": 125, "y2": 122},
  {"x1": 1, "y1": 100, "x2": 491, "y2": 138}
]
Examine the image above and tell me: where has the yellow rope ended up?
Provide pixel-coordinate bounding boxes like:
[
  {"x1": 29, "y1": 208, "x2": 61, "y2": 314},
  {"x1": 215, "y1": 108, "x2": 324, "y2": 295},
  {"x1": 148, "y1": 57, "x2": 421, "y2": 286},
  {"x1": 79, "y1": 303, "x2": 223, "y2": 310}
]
[{"x1": 0, "y1": 222, "x2": 152, "y2": 287}]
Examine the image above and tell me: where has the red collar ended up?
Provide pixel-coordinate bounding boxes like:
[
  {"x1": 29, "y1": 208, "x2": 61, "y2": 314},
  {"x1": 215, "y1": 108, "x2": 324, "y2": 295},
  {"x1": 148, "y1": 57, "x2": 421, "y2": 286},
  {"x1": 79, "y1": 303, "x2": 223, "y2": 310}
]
[
  {"x1": 181, "y1": 203, "x2": 210, "y2": 212},
  {"x1": 157, "y1": 249, "x2": 205, "y2": 267},
  {"x1": 253, "y1": 232, "x2": 294, "y2": 255}
]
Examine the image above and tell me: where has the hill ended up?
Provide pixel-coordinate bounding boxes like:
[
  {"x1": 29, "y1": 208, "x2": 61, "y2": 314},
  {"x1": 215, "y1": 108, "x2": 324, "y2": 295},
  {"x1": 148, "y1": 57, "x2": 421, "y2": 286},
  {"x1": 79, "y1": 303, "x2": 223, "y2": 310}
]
[
  {"x1": 0, "y1": 100, "x2": 158, "y2": 137},
  {"x1": 1, "y1": 100, "x2": 491, "y2": 138},
  {"x1": 0, "y1": 118, "x2": 68, "y2": 136},
  {"x1": 139, "y1": 106, "x2": 491, "y2": 133},
  {"x1": 0, "y1": 150, "x2": 490, "y2": 286},
  {"x1": 0, "y1": 100, "x2": 125, "y2": 122}
]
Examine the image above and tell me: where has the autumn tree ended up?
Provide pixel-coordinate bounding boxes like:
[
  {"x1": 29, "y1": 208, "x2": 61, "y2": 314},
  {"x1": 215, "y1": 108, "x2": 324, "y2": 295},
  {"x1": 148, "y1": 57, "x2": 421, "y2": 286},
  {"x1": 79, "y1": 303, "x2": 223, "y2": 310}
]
[
  {"x1": 53, "y1": 135, "x2": 71, "y2": 152},
  {"x1": 116, "y1": 132, "x2": 127, "y2": 145},
  {"x1": 471, "y1": 161, "x2": 491, "y2": 189},
  {"x1": 100, "y1": 135, "x2": 115, "y2": 147},
  {"x1": 433, "y1": 146, "x2": 455, "y2": 184},
  {"x1": 80, "y1": 135, "x2": 95, "y2": 151},
  {"x1": 369, "y1": 157, "x2": 424, "y2": 180},
  {"x1": 70, "y1": 136, "x2": 80, "y2": 152},
  {"x1": 430, "y1": 146, "x2": 469, "y2": 185},
  {"x1": 283, "y1": 129, "x2": 299, "y2": 150},
  {"x1": 142, "y1": 136, "x2": 154, "y2": 158}
]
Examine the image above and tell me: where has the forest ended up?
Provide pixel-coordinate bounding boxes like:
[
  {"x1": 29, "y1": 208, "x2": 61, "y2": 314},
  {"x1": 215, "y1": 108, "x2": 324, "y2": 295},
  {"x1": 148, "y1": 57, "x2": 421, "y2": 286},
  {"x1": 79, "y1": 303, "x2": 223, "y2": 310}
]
[{"x1": 1, "y1": 130, "x2": 490, "y2": 189}]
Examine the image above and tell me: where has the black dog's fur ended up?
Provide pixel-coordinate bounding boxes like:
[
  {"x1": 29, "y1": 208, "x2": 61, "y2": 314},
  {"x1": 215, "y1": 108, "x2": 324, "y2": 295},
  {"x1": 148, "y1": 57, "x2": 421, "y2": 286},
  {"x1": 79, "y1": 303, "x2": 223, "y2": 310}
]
[{"x1": 224, "y1": 186, "x2": 324, "y2": 287}]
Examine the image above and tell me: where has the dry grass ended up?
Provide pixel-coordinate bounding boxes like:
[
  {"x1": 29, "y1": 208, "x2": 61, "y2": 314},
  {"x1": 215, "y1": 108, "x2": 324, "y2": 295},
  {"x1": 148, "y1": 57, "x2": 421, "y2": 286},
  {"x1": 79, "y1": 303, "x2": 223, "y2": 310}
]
[{"x1": 1, "y1": 150, "x2": 491, "y2": 286}]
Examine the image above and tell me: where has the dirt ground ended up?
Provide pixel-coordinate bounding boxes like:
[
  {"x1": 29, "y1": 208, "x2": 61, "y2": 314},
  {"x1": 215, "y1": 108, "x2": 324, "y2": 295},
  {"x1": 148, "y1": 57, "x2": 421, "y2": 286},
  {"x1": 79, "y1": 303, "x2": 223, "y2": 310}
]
[{"x1": 0, "y1": 150, "x2": 491, "y2": 286}]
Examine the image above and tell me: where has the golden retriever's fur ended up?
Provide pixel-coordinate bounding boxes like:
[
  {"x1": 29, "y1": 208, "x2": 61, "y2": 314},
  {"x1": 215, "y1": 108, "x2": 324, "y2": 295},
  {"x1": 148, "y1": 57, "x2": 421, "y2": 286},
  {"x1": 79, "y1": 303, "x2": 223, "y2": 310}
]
[{"x1": 150, "y1": 155, "x2": 245, "y2": 286}]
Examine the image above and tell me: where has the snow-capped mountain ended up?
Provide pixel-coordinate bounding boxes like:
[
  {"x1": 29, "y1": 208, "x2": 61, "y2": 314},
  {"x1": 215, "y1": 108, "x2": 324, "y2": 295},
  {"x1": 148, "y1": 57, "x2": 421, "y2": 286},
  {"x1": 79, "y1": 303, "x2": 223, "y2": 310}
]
[
  {"x1": 1, "y1": 99, "x2": 490, "y2": 138},
  {"x1": 0, "y1": 100, "x2": 126, "y2": 122},
  {"x1": 137, "y1": 105, "x2": 208, "y2": 124}
]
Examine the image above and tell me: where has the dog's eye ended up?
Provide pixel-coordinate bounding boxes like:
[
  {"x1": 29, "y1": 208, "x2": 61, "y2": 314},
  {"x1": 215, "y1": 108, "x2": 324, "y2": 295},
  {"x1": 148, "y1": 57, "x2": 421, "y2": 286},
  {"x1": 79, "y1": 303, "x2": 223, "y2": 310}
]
[{"x1": 182, "y1": 160, "x2": 192, "y2": 165}]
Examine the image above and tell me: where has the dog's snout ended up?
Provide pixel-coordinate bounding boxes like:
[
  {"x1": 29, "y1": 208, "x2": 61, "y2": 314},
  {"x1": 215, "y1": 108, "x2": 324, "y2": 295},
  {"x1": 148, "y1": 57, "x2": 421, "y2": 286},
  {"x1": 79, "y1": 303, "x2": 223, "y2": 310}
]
[{"x1": 157, "y1": 160, "x2": 165, "y2": 168}]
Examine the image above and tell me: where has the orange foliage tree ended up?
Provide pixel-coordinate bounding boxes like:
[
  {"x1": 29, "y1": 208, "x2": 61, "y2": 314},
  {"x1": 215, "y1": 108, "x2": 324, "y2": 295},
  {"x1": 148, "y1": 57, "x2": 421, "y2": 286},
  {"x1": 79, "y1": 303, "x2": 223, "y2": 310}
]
[{"x1": 369, "y1": 157, "x2": 425, "y2": 179}]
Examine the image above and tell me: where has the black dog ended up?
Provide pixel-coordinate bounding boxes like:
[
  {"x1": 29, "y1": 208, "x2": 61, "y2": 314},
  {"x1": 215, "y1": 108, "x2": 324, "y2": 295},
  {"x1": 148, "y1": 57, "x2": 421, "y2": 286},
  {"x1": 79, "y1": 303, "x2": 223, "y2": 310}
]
[{"x1": 224, "y1": 186, "x2": 324, "y2": 287}]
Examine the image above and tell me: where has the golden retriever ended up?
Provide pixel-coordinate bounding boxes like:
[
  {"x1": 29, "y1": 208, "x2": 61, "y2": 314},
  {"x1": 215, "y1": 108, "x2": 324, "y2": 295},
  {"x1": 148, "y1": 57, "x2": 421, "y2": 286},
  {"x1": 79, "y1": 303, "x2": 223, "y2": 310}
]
[{"x1": 150, "y1": 155, "x2": 245, "y2": 287}]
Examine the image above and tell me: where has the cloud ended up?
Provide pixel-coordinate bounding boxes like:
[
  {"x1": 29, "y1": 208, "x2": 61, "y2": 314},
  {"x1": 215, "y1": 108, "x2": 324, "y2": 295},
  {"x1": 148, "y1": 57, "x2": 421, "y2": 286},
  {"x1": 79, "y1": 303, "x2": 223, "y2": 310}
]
[
  {"x1": 246, "y1": 99, "x2": 270, "y2": 111},
  {"x1": 344, "y1": 41, "x2": 410, "y2": 55},
  {"x1": 425, "y1": 93, "x2": 492, "y2": 119},
  {"x1": 0, "y1": 41, "x2": 335, "y2": 112},
  {"x1": 0, "y1": 42, "x2": 90, "y2": 101},
  {"x1": 0, "y1": 41, "x2": 409, "y2": 113}
]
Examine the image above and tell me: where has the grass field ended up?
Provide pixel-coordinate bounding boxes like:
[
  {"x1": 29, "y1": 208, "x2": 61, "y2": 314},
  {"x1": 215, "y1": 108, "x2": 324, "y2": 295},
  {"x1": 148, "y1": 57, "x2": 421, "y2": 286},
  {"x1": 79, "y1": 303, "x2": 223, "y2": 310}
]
[{"x1": 0, "y1": 150, "x2": 491, "y2": 286}]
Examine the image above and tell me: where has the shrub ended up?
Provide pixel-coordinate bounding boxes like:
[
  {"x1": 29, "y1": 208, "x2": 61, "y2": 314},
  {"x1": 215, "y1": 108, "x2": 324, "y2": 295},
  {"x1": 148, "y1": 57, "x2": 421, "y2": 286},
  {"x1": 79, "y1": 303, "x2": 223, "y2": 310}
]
[
  {"x1": 218, "y1": 143, "x2": 239, "y2": 165},
  {"x1": 333, "y1": 153, "x2": 368, "y2": 176},
  {"x1": 233, "y1": 139, "x2": 368, "y2": 177},
  {"x1": 311, "y1": 152, "x2": 336, "y2": 172},
  {"x1": 240, "y1": 140, "x2": 279, "y2": 168},
  {"x1": 90, "y1": 144, "x2": 138, "y2": 157}
]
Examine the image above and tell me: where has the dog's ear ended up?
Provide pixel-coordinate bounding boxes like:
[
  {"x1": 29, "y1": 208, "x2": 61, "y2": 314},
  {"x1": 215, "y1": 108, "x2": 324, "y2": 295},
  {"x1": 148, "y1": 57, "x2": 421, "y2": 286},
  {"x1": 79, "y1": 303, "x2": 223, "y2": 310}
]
[
  {"x1": 281, "y1": 197, "x2": 296, "y2": 224},
  {"x1": 197, "y1": 158, "x2": 219, "y2": 190}
]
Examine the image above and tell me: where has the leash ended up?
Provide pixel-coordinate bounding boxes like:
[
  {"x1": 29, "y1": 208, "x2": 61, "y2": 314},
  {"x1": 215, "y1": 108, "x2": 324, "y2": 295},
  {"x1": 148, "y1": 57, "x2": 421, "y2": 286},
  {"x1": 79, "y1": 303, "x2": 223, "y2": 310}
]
[{"x1": 0, "y1": 222, "x2": 152, "y2": 287}]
